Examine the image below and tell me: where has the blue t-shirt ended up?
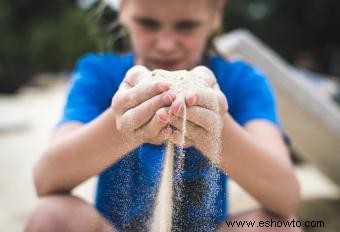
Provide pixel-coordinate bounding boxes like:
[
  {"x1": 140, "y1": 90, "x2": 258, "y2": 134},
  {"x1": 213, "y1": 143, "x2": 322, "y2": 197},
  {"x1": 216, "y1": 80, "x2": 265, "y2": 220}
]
[{"x1": 58, "y1": 53, "x2": 281, "y2": 231}]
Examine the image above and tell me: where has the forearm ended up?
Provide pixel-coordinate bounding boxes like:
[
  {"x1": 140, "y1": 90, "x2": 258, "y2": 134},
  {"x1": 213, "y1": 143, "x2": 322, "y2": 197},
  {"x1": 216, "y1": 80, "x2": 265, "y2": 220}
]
[
  {"x1": 34, "y1": 109, "x2": 141, "y2": 196},
  {"x1": 218, "y1": 114, "x2": 300, "y2": 217}
]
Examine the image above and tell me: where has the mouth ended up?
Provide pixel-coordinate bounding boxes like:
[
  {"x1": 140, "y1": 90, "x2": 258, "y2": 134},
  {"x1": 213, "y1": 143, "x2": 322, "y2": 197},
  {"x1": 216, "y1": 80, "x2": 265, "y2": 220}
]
[{"x1": 151, "y1": 59, "x2": 181, "y2": 70}]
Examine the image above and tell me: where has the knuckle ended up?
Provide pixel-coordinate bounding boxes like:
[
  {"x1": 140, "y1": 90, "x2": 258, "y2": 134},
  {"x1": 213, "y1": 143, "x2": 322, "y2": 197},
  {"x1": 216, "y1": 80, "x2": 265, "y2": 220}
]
[
  {"x1": 148, "y1": 82, "x2": 158, "y2": 94},
  {"x1": 219, "y1": 93, "x2": 228, "y2": 112},
  {"x1": 111, "y1": 92, "x2": 122, "y2": 112},
  {"x1": 117, "y1": 113, "x2": 134, "y2": 132},
  {"x1": 125, "y1": 66, "x2": 149, "y2": 83},
  {"x1": 115, "y1": 118, "x2": 124, "y2": 132},
  {"x1": 125, "y1": 90, "x2": 137, "y2": 106},
  {"x1": 111, "y1": 101, "x2": 118, "y2": 113},
  {"x1": 151, "y1": 95, "x2": 165, "y2": 112},
  {"x1": 191, "y1": 66, "x2": 216, "y2": 86},
  {"x1": 147, "y1": 82, "x2": 165, "y2": 97},
  {"x1": 152, "y1": 95, "x2": 167, "y2": 113},
  {"x1": 154, "y1": 119, "x2": 167, "y2": 132},
  {"x1": 149, "y1": 99, "x2": 157, "y2": 111},
  {"x1": 154, "y1": 115, "x2": 166, "y2": 128},
  {"x1": 126, "y1": 66, "x2": 140, "y2": 76}
]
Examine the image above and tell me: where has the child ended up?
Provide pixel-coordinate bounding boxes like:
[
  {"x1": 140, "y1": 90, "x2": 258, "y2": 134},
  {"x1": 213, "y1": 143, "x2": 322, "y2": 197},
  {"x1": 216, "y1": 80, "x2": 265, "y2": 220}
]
[{"x1": 25, "y1": 0, "x2": 301, "y2": 231}]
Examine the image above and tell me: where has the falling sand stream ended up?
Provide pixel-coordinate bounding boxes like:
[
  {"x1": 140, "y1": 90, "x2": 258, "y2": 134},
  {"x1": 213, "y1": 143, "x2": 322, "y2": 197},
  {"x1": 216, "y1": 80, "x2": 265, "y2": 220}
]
[{"x1": 143, "y1": 69, "x2": 222, "y2": 232}]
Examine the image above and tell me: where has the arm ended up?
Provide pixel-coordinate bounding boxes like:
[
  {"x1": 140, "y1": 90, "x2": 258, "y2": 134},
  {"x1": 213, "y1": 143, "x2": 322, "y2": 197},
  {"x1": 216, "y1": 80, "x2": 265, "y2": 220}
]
[
  {"x1": 219, "y1": 116, "x2": 300, "y2": 218},
  {"x1": 170, "y1": 104, "x2": 299, "y2": 217},
  {"x1": 33, "y1": 109, "x2": 140, "y2": 196},
  {"x1": 168, "y1": 66, "x2": 300, "y2": 218},
  {"x1": 34, "y1": 66, "x2": 175, "y2": 196}
]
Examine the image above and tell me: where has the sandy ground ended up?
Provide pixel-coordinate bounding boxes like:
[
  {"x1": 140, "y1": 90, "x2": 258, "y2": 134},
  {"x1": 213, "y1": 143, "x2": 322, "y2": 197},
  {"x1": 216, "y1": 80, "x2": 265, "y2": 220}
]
[{"x1": 0, "y1": 78, "x2": 339, "y2": 232}]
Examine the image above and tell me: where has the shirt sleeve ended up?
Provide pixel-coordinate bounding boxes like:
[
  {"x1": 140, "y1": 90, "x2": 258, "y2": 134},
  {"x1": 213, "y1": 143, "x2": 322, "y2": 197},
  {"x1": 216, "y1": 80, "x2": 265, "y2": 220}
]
[
  {"x1": 57, "y1": 54, "x2": 112, "y2": 127},
  {"x1": 232, "y1": 62, "x2": 279, "y2": 127}
]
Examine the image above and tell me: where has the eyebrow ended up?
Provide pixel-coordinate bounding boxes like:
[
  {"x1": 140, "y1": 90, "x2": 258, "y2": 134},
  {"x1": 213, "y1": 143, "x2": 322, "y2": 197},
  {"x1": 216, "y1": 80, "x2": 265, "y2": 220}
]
[
  {"x1": 175, "y1": 20, "x2": 201, "y2": 28},
  {"x1": 133, "y1": 16, "x2": 202, "y2": 28},
  {"x1": 133, "y1": 16, "x2": 160, "y2": 27}
]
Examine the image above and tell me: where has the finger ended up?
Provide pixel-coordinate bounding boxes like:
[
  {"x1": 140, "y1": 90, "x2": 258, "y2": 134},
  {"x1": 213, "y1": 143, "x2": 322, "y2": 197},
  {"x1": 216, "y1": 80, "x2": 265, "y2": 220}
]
[
  {"x1": 122, "y1": 65, "x2": 150, "y2": 89},
  {"x1": 169, "y1": 95, "x2": 222, "y2": 130},
  {"x1": 169, "y1": 114, "x2": 202, "y2": 133},
  {"x1": 168, "y1": 98, "x2": 185, "y2": 117},
  {"x1": 169, "y1": 121, "x2": 220, "y2": 157},
  {"x1": 186, "y1": 106, "x2": 221, "y2": 131},
  {"x1": 171, "y1": 106, "x2": 222, "y2": 133},
  {"x1": 144, "y1": 125, "x2": 172, "y2": 145},
  {"x1": 113, "y1": 81, "x2": 172, "y2": 114},
  {"x1": 168, "y1": 129, "x2": 184, "y2": 146},
  {"x1": 136, "y1": 108, "x2": 171, "y2": 139},
  {"x1": 183, "y1": 88, "x2": 218, "y2": 110},
  {"x1": 119, "y1": 92, "x2": 175, "y2": 130},
  {"x1": 184, "y1": 89, "x2": 227, "y2": 114},
  {"x1": 168, "y1": 122, "x2": 208, "y2": 146},
  {"x1": 187, "y1": 106, "x2": 223, "y2": 132},
  {"x1": 190, "y1": 66, "x2": 219, "y2": 89},
  {"x1": 216, "y1": 91, "x2": 228, "y2": 114}
]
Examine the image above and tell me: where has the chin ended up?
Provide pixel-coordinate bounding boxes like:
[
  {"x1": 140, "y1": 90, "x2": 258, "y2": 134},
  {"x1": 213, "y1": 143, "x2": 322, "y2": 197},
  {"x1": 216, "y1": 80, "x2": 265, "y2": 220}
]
[
  {"x1": 157, "y1": 64, "x2": 190, "y2": 71},
  {"x1": 145, "y1": 61, "x2": 187, "y2": 71}
]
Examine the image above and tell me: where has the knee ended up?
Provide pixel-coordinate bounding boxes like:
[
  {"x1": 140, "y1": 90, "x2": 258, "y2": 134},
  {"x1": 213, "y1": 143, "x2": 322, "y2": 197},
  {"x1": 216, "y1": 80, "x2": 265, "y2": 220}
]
[{"x1": 24, "y1": 196, "x2": 73, "y2": 232}]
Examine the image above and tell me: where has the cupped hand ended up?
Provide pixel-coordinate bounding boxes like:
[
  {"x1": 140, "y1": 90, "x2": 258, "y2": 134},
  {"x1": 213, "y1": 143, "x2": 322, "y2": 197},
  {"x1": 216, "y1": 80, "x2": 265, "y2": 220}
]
[
  {"x1": 111, "y1": 65, "x2": 176, "y2": 145},
  {"x1": 167, "y1": 66, "x2": 228, "y2": 157}
]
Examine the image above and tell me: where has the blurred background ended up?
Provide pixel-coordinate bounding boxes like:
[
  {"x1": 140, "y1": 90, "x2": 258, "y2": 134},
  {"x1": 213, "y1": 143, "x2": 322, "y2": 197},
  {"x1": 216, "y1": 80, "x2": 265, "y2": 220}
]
[
  {"x1": 1, "y1": 0, "x2": 340, "y2": 94},
  {"x1": 1, "y1": 0, "x2": 340, "y2": 231}
]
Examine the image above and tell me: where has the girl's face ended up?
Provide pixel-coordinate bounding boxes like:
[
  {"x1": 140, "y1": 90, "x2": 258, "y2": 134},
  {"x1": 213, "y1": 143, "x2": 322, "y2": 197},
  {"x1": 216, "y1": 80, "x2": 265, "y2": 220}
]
[{"x1": 119, "y1": 0, "x2": 222, "y2": 71}]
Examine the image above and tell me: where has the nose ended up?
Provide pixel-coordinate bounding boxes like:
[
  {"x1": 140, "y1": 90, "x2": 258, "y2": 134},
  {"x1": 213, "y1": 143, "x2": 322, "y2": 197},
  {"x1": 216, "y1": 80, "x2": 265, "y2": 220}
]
[{"x1": 155, "y1": 29, "x2": 177, "y2": 54}]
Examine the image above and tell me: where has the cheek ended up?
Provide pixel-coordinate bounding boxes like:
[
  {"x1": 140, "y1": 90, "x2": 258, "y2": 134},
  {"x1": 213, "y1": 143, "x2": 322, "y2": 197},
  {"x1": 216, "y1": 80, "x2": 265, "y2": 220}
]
[
  {"x1": 182, "y1": 33, "x2": 209, "y2": 60},
  {"x1": 129, "y1": 28, "x2": 153, "y2": 54}
]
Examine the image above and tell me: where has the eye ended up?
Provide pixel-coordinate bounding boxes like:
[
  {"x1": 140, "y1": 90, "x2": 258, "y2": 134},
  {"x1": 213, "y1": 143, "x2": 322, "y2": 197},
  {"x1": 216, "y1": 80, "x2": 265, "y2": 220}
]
[
  {"x1": 175, "y1": 21, "x2": 200, "y2": 33},
  {"x1": 135, "y1": 18, "x2": 160, "y2": 31}
]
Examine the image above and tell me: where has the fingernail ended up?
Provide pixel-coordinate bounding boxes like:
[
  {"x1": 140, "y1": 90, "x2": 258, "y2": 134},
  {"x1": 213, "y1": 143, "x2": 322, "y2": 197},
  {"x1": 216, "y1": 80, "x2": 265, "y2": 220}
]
[
  {"x1": 163, "y1": 92, "x2": 175, "y2": 104},
  {"x1": 167, "y1": 91, "x2": 176, "y2": 102},
  {"x1": 169, "y1": 105, "x2": 176, "y2": 116},
  {"x1": 176, "y1": 103, "x2": 183, "y2": 116},
  {"x1": 170, "y1": 102, "x2": 182, "y2": 116},
  {"x1": 186, "y1": 95, "x2": 197, "y2": 106}
]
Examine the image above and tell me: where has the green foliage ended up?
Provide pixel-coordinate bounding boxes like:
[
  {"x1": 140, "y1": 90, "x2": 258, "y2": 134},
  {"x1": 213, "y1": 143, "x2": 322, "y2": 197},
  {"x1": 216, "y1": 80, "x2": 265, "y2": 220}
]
[
  {"x1": 0, "y1": 1, "x2": 98, "y2": 74},
  {"x1": 26, "y1": 8, "x2": 98, "y2": 71}
]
